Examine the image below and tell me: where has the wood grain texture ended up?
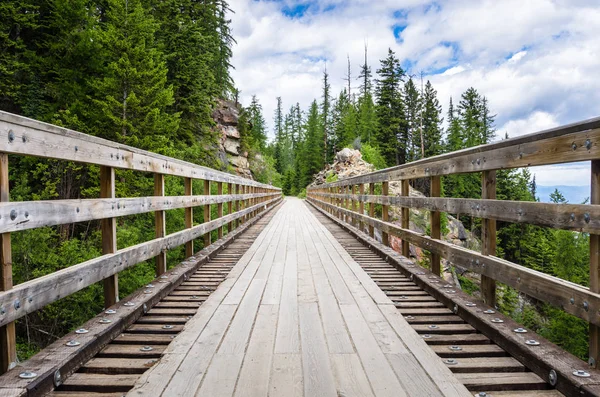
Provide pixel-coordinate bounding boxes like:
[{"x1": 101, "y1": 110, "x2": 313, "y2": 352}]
[
  {"x1": 591, "y1": 159, "x2": 600, "y2": 368},
  {"x1": 0, "y1": 153, "x2": 15, "y2": 374},
  {"x1": 101, "y1": 166, "x2": 118, "y2": 307},
  {"x1": 430, "y1": 175, "x2": 441, "y2": 276},
  {"x1": 184, "y1": 178, "x2": 193, "y2": 257},
  {"x1": 154, "y1": 173, "x2": 167, "y2": 276},
  {"x1": 481, "y1": 170, "x2": 497, "y2": 307},
  {"x1": 204, "y1": 180, "x2": 211, "y2": 247}
]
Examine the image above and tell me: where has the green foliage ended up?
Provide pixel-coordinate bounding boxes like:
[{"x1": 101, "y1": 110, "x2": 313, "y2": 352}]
[
  {"x1": 325, "y1": 173, "x2": 339, "y2": 183},
  {"x1": 360, "y1": 143, "x2": 387, "y2": 170},
  {"x1": 458, "y1": 275, "x2": 480, "y2": 295}
]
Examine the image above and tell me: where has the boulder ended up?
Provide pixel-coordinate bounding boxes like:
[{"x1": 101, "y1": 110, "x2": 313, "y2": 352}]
[{"x1": 224, "y1": 138, "x2": 240, "y2": 155}]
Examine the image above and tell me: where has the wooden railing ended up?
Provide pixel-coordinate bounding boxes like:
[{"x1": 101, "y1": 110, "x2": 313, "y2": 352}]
[
  {"x1": 307, "y1": 115, "x2": 600, "y2": 366},
  {"x1": 0, "y1": 111, "x2": 281, "y2": 373}
]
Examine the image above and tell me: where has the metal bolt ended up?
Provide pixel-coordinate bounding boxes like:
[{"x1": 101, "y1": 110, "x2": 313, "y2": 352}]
[
  {"x1": 105, "y1": 309, "x2": 117, "y2": 314},
  {"x1": 572, "y1": 142, "x2": 577, "y2": 150},
  {"x1": 526, "y1": 339, "x2": 540, "y2": 346},
  {"x1": 422, "y1": 334, "x2": 432, "y2": 339},
  {"x1": 585, "y1": 213, "x2": 591, "y2": 223},
  {"x1": 477, "y1": 158, "x2": 481, "y2": 165},
  {"x1": 54, "y1": 370, "x2": 62, "y2": 387},
  {"x1": 514, "y1": 327, "x2": 527, "y2": 333},
  {"x1": 570, "y1": 213, "x2": 575, "y2": 221},
  {"x1": 143, "y1": 304, "x2": 148, "y2": 313},
  {"x1": 19, "y1": 371, "x2": 37, "y2": 379},
  {"x1": 124, "y1": 302, "x2": 135, "y2": 307},
  {"x1": 584, "y1": 301, "x2": 590, "y2": 311},
  {"x1": 491, "y1": 318, "x2": 504, "y2": 323},
  {"x1": 146, "y1": 284, "x2": 155, "y2": 288},
  {"x1": 144, "y1": 289, "x2": 152, "y2": 294},
  {"x1": 453, "y1": 305, "x2": 458, "y2": 314},
  {"x1": 573, "y1": 369, "x2": 591, "y2": 377},
  {"x1": 14, "y1": 299, "x2": 20, "y2": 310},
  {"x1": 589, "y1": 357, "x2": 596, "y2": 367},
  {"x1": 405, "y1": 315, "x2": 415, "y2": 320},
  {"x1": 8, "y1": 130, "x2": 14, "y2": 143},
  {"x1": 586, "y1": 139, "x2": 592, "y2": 150},
  {"x1": 476, "y1": 393, "x2": 488, "y2": 397},
  {"x1": 10, "y1": 210, "x2": 16, "y2": 221},
  {"x1": 140, "y1": 346, "x2": 154, "y2": 352},
  {"x1": 99, "y1": 318, "x2": 111, "y2": 324},
  {"x1": 466, "y1": 302, "x2": 476, "y2": 307},
  {"x1": 74, "y1": 146, "x2": 78, "y2": 152},
  {"x1": 449, "y1": 345, "x2": 462, "y2": 351},
  {"x1": 428, "y1": 325, "x2": 439, "y2": 329},
  {"x1": 483, "y1": 309, "x2": 495, "y2": 314},
  {"x1": 66, "y1": 340, "x2": 80, "y2": 347},
  {"x1": 548, "y1": 369, "x2": 558, "y2": 386},
  {"x1": 570, "y1": 297, "x2": 575, "y2": 305},
  {"x1": 75, "y1": 328, "x2": 89, "y2": 334},
  {"x1": 0, "y1": 306, "x2": 4, "y2": 315},
  {"x1": 445, "y1": 359, "x2": 458, "y2": 365},
  {"x1": 163, "y1": 325, "x2": 174, "y2": 329}
]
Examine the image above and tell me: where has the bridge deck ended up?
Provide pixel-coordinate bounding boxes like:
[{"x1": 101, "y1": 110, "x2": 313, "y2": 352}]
[{"x1": 128, "y1": 197, "x2": 470, "y2": 396}]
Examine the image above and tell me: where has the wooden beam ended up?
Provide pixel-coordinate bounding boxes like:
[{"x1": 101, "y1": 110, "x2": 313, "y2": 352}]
[
  {"x1": 0, "y1": 153, "x2": 15, "y2": 374},
  {"x1": 217, "y1": 182, "x2": 223, "y2": 239},
  {"x1": 0, "y1": 112, "x2": 280, "y2": 190},
  {"x1": 203, "y1": 180, "x2": 211, "y2": 247},
  {"x1": 154, "y1": 173, "x2": 167, "y2": 276},
  {"x1": 308, "y1": 196, "x2": 600, "y2": 327},
  {"x1": 235, "y1": 184, "x2": 240, "y2": 228},
  {"x1": 228, "y1": 183, "x2": 233, "y2": 233},
  {"x1": 591, "y1": 160, "x2": 600, "y2": 368},
  {"x1": 359, "y1": 184, "x2": 365, "y2": 232},
  {"x1": 369, "y1": 183, "x2": 375, "y2": 238},
  {"x1": 382, "y1": 182, "x2": 389, "y2": 247},
  {"x1": 430, "y1": 176, "x2": 441, "y2": 276},
  {"x1": 184, "y1": 177, "x2": 193, "y2": 258},
  {"x1": 314, "y1": 192, "x2": 600, "y2": 233},
  {"x1": 100, "y1": 166, "x2": 118, "y2": 307},
  {"x1": 481, "y1": 170, "x2": 497, "y2": 307},
  {"x1": 0, "y1": 197, "x2": 280, "y2": 327},
  {"x1": 401, "y1": 180, "x2": 409, "y2": 257}
]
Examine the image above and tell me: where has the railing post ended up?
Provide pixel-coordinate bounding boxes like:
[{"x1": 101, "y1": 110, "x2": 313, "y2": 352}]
[
  {"x1": 382, "y1": 181, "x2": 389, "y2": 246},
  {"x1": 235, "y1": 184, "x2": 240, "y2": 228},
  {"x1": 359, "y1": 184, "x2": 365, "y2": 232},
  {"x1": 351, "y1": 185, "x2": 357, "y2": 227},
  {"x1": 217, "y1": 182, "x2": 223, "y2": 239},
  {"x1": 481, "y1": 170, "x2": 497, "y2": 307},
  {"x1": 590, "y1": 160, "x2": 600, "y2": 368},
  {"x1": 369, "y1": 183, "x2": 375, "y2": 238},
  {"x1": 100, "y1": 166, "x2": 119, "y2": 306},
  {"x1": 204, "y1": 180, "x2": 211, "y2": 247},
  {"x1": 401, "y1": 180, "x2": 410, "y2": 257},
  {"x1": 430, "y1": 176, "x2": 441, "y2": 275},
  {"x1": 228, "y1": 183, "x2": 233, "y2": 233},
  {"x1": 154, "y1": 173, "x2": 167, "y2": 276},
  {"x1": 185, "y1": 177, "x2": 193, "y2": 258},
  {"x1": 0, "y1": 153, "x2": 16, "y2": 373}
]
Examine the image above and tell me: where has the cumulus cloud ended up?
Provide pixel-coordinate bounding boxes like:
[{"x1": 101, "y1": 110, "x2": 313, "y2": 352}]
[{"x1": 228, "y1": 0, "x2": 600, "y2": 186}]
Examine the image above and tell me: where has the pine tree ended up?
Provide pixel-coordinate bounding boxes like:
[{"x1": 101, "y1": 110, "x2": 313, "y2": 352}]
[
  {"x1": 300, "y1": 100, "x2": 324, "y2": 187},
  {"x1": 331, "y1": 89, "x2": 356, "y2": 152},
  {"x1": 357, "y1": 44, "x2": 372, "y2": 96},
  {"x1": 445, "y1": 97, "x2": 462, "y2": 152},
  {"x1": 374, "y1": 48, "x2": 405, "y2": 165},
  {"x1": 403, "y1": 78, "x2": 421, "y2": 161},
  {"x1": 421, "y1": 81, "x2": 443, "y2": 158},
  {"x1": 247, "y1": 95, "x2": 267, "y2": 151},
  {"x1": 90, "y1": 0, "x2": 179, "y2": 152},
  {"x1": 273, "y1": 96, "x2": 284, "y2": 173}
]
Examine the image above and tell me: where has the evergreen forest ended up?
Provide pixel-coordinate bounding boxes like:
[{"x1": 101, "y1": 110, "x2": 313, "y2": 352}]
[{"x1": 0, "y1": 1, "x2": 591, "y2": 363}]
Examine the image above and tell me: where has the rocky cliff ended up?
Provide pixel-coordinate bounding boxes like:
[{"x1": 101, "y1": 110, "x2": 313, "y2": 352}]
[{"x1": 212, "y1": 99, "x2": 252, "y2": 179}]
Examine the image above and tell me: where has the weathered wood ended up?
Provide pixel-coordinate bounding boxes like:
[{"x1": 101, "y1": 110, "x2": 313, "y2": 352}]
[
  {"x1": 382, "y1": 182, "x2": 389, "y2": 247},
  {"x1": 0, "y1": 153, "x2": 15, "y2": 374},
  {"x1": 154, "y1": 173, "x2": 167, "y2": 276},
  {"x1": 481, "y1": 170, "x2": 497, "y2": 307},
  {"x1": 308, "y1": 196, "x2": 600, "y2": 327},
  {"x1": 184, "y1": 177, "x2": 193, "y2": 258},
  {"x1": 204, "y1": 180, "x2": 211, "y2": 247},
  {"x1": 313, "y1": 191, "x2": 600, "y2": 233},
  {"x1": 313, "y1": 120, "x2": 600, "y2": 187},
  {"x1": 235, "y1": 184, "x2": 240, "y2": 228},
  {"x1": 0, "y1": 197, "x2": 279, "y2": 327},
  {"x1": 430, "y1": 176, "x2": 441, "y2": 275},
  {"x1": 217, "y1": 182, "x2": 223, "y2": 239},
  {"x1": 368, "y1": 183, "x2": 375, "y2": 238},
  {"x1": 358, "y1": 184, "x2": 365, "y2": 232},
  {"x1": 0, "y1": 111, "x2": 279, "y2": 190},
  {"x1": 100, "y1": 166, "x2": 118, "y2": 307},
  {"x1": 227, "y1": 183, "x2": 233, "y2": 233},
  {"x1": 591, "y1": 159, "x2": 600, "y2": 368},
  {"x1": 401, "y1": 180, "x2": 410, "y2": 257}
]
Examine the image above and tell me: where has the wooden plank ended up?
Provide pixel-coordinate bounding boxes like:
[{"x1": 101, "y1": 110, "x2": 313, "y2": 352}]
[
  {"x1": 309, "y1": 196, "x2": 600, "y2": 327},
  {"x1": 382, "y1": 181, "x2": 389, "y2": 246},
  {"x1": 298, "y1": 302, "x2": 337, "y2": 397},
  {"x1": 317, "y1": 192, "x2": 600, "y2": 234},
  {"x1": 60, "y1": 373, "x2": 138, "y2": 392},
  {"x1": 269, "y1": 354, "x2": 303, "y2": 397},
  {"x1": 369, "y1": 183, "x2": 375, "y2": 238},
  {"x1": 592, "y1": 159, "x2": 600, "y2": 368},
  {"x1": 155, "y1": 173, "x2": 167, "y2": 276},
  {"x1": 184, "y1": 177, "x2": 193, "y2": 258},
  {"x1": 481, "y1": 170, "x2": 497, "y2": 307},
  {"x1": 0, "y1": 111, "x2": 279, "y2": 189},
  {"x1": 401, "y1": 180, "x2": 409, "y2": 257},
  {"x1": 228, "y1": 183, "x2": 233, "y2": 233},
  {"x1": 456, "y1": 372, "x2": 549, "y2": 391},
  {"x1": 81, "y1": 357, "x2": 159, "y2": 374},
  {"x1": 0, "y1": 153, "x2": 14, "y2": 374},
  {"x1": 233, "y1": 304, "x2": 278, "y2": 397},
  {"x1": 204, "y1": 180, "x2": 211, "y2": 247},
  {"x1": 431, "y1": 175, "x2": 441, "y2": 275},
  {"x1": 100, "y1": 166, "x2": 118, "y2": 307},
  {"x1": 358, "y1": 184, "x2": 365, "y2": 232},
  {"x1": 330, "y1": 353, "x2": 375, "y2": 397},
  {"x1": 217, "y1": 182, "x2": 224, "y2": 239},
  {"x1": 0, "y1": 198, "x2": 279, "y2": 327}
]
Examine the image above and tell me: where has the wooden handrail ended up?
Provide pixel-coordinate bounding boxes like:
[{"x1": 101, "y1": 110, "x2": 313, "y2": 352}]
[
  {"x1": 307, "y1": 116, "x2": 600, "y2": 366},
  {"x1": 0, "y1": 111, "x2": 281, "y2": 373}
]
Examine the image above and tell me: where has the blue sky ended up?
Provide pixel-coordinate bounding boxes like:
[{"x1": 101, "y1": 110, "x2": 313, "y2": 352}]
[{"x1": 229, "y1": 0, "x2": 600, "y2": 187}]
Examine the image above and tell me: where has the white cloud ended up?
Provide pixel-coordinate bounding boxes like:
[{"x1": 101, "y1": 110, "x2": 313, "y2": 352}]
[
  {"x1": 228, "y1": 0, "x2": 600, "y2": 161},
  {"x1": 530, "y1": 162, "x2": 590, "y2": 187}
]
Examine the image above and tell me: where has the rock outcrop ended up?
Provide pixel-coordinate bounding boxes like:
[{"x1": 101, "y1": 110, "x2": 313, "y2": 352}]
[{"x1": 212, "y1": 99, "x2": 252, "y2": 179}]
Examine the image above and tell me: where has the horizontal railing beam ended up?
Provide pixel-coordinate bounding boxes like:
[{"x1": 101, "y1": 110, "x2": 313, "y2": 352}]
[
  {"x1": 315, "y1": 125, "x2": 600, "y2": 188},
  {"x1": 0, "y1": 112, "x2": 279, "y2": 190},
  {"x1": 313, "y1": 192, "x2": 600, "y2": 233},
  {"x1": 0, "y1": 196, "x2": 281, "y2": 327},
  {"x1": 0, "y1": 193, "x2": 279, "y2": 233},
  {"x1": 308, "y1": 196, "x2": 600, "y2": 327}
]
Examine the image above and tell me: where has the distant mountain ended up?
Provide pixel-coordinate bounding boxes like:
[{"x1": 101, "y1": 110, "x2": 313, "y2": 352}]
[{"x1": 536, "y1": 185, "x2": 590, "y2": 204}]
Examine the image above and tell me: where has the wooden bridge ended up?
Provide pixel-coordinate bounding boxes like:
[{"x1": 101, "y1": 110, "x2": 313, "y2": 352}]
[{"x1": 1, "y1": 112, "x2": 600, "y2": 396}]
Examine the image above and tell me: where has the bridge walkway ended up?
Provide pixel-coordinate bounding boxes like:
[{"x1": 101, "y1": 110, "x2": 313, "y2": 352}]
[{"x1": 128, "y1": 197, "x2": 470, "y2": 396}]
